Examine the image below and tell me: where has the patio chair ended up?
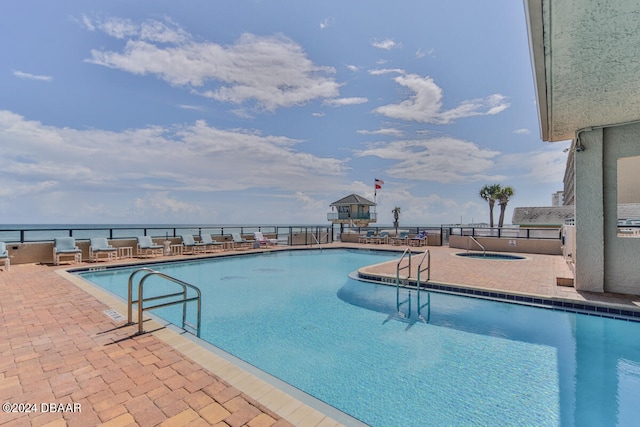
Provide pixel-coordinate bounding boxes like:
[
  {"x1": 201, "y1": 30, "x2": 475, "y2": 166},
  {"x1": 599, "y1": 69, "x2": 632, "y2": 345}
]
[
  {"x1": 372, "y1": 231, "x2": 390, "y2": 244},
  {"x1": 0, "y1": 242, "x2": 10, "y2": 271},
  {"x1": 231, "y1": 233, "x2": 253, "y2": 250},
  {"x1": 89, "y1": 237, "x2": 117, "y2": 262},
  {"x1": 180, "y1": 234, "x2": 207, "y2": 255},
  {"x1": 254, "y1": 231, "x2": 277, "y2": 247},
  {"x1": 53, "y1": 237, "x2": 82, "y2": 265},
  {"x1": 390, "y1": 231, "x2": 410, "y2": 246},
  {"x1": 200, "y1": 234, "x2": 225, "y2": 252},
  {"x1": 358, "y1": 230, "x2": 375, "y2": 243},
  {"x1": 409, "y1": 231, "x2": 428, "y2": 247},
  {"x1": 136, "y1": 236, "x2": 164, "y2": 258}
]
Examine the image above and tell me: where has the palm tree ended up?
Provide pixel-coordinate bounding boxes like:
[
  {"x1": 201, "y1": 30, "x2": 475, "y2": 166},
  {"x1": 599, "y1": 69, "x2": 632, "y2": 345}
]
[
  {"x1": 392, "y1": 206, "x2": 401, "y2": 235},
  {"x1": 479, "y1": 184, "x2": 501, "y2": 227},
  {"x1": 497, "y1": 186, "x2": 515, "y2": 228}
]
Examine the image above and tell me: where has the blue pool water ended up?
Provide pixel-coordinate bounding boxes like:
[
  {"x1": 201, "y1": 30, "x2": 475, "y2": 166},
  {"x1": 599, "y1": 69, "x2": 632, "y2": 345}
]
[{"x1": 79, "y1": 249, "x2": 640, "y2": 426}]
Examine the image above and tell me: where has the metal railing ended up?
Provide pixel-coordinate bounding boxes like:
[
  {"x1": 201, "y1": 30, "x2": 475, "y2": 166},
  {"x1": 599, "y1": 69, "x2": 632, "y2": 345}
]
[
  {"x1": 0, "y1": 224, "x2": 334, "y2": 245},
  {"x1": 395, "y1": 247, "x2": 431, "y2": 320},
  {"x1": 127, "y1": 268, "x2": 202, "y2": 337},
  {"x1": 467, "y1": 236, "x2": 486, "y2": 256}
]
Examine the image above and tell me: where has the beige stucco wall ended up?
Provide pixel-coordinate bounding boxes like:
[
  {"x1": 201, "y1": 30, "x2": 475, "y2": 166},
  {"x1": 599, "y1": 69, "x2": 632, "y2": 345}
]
[
  {"x1": 448, "y1": 235, "x2": 562, "y2": 255},
  {"x1": 574, "y1": 125, "x2": 640, "y2": 295}
]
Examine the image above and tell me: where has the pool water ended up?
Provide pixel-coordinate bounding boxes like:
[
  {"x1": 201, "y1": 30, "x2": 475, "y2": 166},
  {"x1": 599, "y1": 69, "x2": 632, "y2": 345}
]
[{"x1": 79, "y1": 249, "x2": 640, "y2": 426}]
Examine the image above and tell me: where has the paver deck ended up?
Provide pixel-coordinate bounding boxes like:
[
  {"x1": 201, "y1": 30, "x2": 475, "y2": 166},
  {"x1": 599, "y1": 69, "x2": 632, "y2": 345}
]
[{"x1": 1, "y1": 242, "x2": 639, "y2": 426}]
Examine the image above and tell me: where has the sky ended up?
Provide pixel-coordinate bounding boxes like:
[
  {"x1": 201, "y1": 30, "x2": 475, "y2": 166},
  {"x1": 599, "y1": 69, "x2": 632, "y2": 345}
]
[{"x1": 0, "y1": 0, "x2": 571, "y2": 226}]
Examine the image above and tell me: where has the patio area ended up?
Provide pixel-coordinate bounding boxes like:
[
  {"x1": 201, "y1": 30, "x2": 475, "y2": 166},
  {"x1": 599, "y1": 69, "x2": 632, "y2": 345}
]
[{"x1": 1, "y1": 243, "x2": 639, "y2": 426}]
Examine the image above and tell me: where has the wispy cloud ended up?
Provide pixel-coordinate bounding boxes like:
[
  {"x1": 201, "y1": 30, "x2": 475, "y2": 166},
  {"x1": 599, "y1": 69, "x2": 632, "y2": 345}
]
[
  {"x1": 0, "y1": 110, "x2": 349, "y2": 201},
  {"x1": 356, "y1": 128, "x2": 404, "y2": 137},
  {"x1": 354, "y1": 137, "x2": 503, "y2": 184},
  {"x1": 415, "y1": 48, "x2": 435, "y2": 59},
  {"x1": 323, "y1": 97, "x2": 368, "y2": 107},
  {"x1": 320, "y1": 17, "x2": 334, "y2": 29},
  {"x1": 513, "y1": 128, "x2": 531, "y2": 135},
  {"x1": 84, "y1": 17, "x2": 341, "y2": 111},
  {"x1": 13, "y1": 70, "x2": 53, "y2": 82},
  {"x1": 373, "y1": 73, "x2": 509, "y2": 124},
  {"x1": 372, "y1": 38, "x2": 401, "y2": 50}
]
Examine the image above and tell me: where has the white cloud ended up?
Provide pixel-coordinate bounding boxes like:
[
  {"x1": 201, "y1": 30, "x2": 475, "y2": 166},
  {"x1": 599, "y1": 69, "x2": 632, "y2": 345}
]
[
  {"x1": 13, "y1": 70, "x2": 53, "y2": 82},
  {"x1": 373, "y1": 73, "x2": 510, "y2": 124},
  {"x1": 354, "y1": 137, "x2": 503, "y2": 184},
  {"x1": 323, "y1": 97, "x2": 368, "y2": 107},
  {"x1": 320, "y1": 17, "x2": 334, "y2": 29},
  {"x1": 513, "y1": 128, "x2": 531, "y2": 134},
  {"x1": 85, "y1": 17, "x2": 341, "y2": 111},
  {"x1": 499, "y1": 149, "x2": 568, "y2": 184},
  {"x1": 368, "y1": 68, "x2": 405, "y2": 76},
  {"x1": 372, "y1": 38, "x2": 400, "y2": 50},
  {"x1": 356, "y1": 128, "x2": 404, "y2": 137},
  {"x1": 415, "y1": 48, "x2": 435, "y2": 59},
  {"x1": 0, "y1": 110, "x2": 349, "y2": 200},
  {"x1": 346, "y1": 64, "x2": 359, "y2": 72}
]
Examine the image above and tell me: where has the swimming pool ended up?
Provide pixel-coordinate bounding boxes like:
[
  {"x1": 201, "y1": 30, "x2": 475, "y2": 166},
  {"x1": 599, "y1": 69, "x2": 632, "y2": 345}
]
[{"x1": 79, "y1": 249, "x2": 640, "y2": 426}]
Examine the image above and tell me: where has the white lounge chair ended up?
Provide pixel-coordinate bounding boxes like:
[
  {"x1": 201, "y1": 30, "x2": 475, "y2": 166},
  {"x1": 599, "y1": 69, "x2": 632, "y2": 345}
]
[
  {"x1": 200, "y1": 234, "x2": 225, "y2": 252},
  {"x1": 89, "y1": 238, "x2": 117, "y2": 262},
  {"x1": 254, "y1": 231, "x2": 277, "y2": 247},
  {"x1": 358, "y1": 230, "x2": 375, "y2": 243},
  {"x1": 136, "y1": 236, "x2": 164, "y2": 258},
  {"x1": 53, "y1": 237, "x2": 82, "y2": 265},
  {"x1": 231, "y1": 233, "x2": 253, "y2": 250},
  {"x1": 0, "y1": 242, "x2": 10, "y2": 271},
  {"x1": 180, "y1": 234, "x2": 207, "y2": 255}
]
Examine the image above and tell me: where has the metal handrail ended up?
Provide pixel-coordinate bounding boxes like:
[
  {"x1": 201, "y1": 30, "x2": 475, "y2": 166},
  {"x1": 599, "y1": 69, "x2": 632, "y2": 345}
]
[
  {"x1": 416, "y1": 249, "x2": 431, "y2": 318},
  {"x1": 467, "y1": 236, "x2": 486, "y2": 256},
  {"x1": 396, "y1": 247, "x2": 412, "y2": 313},
  {"x1": 127, "y1": 268, "x2": 202, "y2": 337}
]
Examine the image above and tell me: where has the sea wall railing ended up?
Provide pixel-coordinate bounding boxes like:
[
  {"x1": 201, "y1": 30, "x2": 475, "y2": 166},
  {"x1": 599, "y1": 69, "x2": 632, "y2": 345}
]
[{"x1": 0, "y1": 225, "x2": 335, "y2": 245}]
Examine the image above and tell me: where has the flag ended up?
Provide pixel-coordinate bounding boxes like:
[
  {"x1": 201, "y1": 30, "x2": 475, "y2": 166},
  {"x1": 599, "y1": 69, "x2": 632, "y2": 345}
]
[{"x1": 375, "y1": 178, "x2": 384, "y2": 189}]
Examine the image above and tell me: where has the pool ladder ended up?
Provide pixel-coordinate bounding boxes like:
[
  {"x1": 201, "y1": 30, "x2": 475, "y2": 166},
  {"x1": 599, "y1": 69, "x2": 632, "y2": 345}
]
[
  {"x1": 127, "y1": 268, "x2": 202, "y2": 337},
  {"x1": 467, "y1": 236, "x2": 486, "y2": 256},
  {"x1": 396, "y1": 248, "x2": 431, "y2": 320}
]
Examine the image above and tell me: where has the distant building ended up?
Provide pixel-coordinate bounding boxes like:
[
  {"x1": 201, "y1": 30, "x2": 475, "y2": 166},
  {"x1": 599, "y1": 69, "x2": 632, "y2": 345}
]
[
  {"x1": 327, "y1": 194, "x2": 377, "y2": 230},
  {"x1": 551, "y1": 191, "x2": 564, "y2": 207},
  {"x1": 512, "y1": 206, "x2": 575, "y2": 228}
]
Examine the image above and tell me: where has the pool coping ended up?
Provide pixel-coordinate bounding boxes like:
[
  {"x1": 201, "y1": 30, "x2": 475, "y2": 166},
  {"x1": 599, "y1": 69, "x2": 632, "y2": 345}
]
[{"x1": 356, "y1": 263, "x2": 640, "y2": 323}]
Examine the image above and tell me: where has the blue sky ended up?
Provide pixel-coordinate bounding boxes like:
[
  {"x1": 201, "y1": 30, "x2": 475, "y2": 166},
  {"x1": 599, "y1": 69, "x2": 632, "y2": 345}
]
[{"x1": 0, "y1": 1, "x2": 570, "y2": 226}]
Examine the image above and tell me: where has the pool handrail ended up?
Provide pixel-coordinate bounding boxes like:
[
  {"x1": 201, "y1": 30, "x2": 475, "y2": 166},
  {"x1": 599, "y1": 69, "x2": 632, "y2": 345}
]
[{"x1": 127, "y1": 267, "x2": 202, "y2": 337}]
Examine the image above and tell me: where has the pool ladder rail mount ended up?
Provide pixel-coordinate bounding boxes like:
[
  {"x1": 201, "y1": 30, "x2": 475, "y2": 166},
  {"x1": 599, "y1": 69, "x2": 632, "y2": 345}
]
[
  {"x1": 396, "y1": 247, "x2": 431, "y2": 320},
  {"x1": 127, "y1": 267, "x2": 202, "y2": 337}
]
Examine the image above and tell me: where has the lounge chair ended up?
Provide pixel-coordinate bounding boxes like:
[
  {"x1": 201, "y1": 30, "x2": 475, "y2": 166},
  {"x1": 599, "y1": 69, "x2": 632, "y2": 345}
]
[
  {"x1": 0, "y1": 242, "x2": 10, "y2": 271},
  {"x1": 254, "y1": 231, "x2": 277, "y2": 247},
  {"x1": 89, "y1": 238, "x2": 117, "y2": 262},
  {"x1": 390, "y1": 231, "x2": 410, "y2": 246},
  {"x1": 358, "y1": 230, "x2": 375, "y2": 243},
  {"x1": 231, "y1": 233, "x2": 253, "y2": 250},
  {"x1": 136, "y1": 236, "x2": 164, "y2": 258},
  {"x1": 409, "y1": 231, "x2": 428, "y2": 247},
  {"x1": 53, "y1": 237, "x2": 82, "y2": 265},
  {"x1": 372, "y1": 231, "x2": 390, "y2": 244},
  {"x1": 180, "y1": 234, "x2": 207, "y2": 255},
  {"x1": 200, "y1": 234, "x2": 225, "y2": 252}
]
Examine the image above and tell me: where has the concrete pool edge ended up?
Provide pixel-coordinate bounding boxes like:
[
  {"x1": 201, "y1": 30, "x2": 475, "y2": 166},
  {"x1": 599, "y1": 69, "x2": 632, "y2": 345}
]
[
  {"x1": 58, "y1": 268, "x2": 366, "y2": 427},
  {"x1": 355, "y1": 262, "x2": 640, "y2": 323}
]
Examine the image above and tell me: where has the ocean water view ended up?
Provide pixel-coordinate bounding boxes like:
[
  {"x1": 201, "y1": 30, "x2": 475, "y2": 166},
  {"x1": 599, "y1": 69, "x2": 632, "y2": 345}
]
[
  {"x1": 0, "y1": 223, "x2": 452, "y2": 244},
  {"x1": 0, "y1": 224, "x2": 332, "y2": 243}
]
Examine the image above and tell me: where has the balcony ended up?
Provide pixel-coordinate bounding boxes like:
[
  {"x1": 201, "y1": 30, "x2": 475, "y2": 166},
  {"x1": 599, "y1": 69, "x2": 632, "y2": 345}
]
[{"x1": 327, "y1": 212, "x2": 376, "y2": 221}]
